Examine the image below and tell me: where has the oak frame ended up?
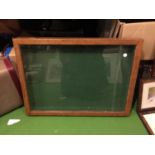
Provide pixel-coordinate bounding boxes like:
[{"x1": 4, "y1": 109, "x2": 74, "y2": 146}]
[
  {"x1": 13, "y1": 38, "x2": 143, "y2": 116},
  {"x1": 138, "y1": 79, "x2": 155, "y2": 134}
]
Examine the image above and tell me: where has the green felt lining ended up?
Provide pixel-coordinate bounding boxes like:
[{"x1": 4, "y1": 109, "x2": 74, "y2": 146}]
[{"x1": 21, "y1": 45, "x2": 135, "y2": 112}]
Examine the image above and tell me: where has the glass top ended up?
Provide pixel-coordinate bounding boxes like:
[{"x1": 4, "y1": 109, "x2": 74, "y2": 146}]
[{"x1": 21, "y1": 45, "x2": 135, "y2": 112}]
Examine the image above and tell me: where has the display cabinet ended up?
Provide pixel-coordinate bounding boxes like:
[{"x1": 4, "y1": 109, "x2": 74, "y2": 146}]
[{"x1": 13, "y1": 38, "x2": 142, "y2": 116}]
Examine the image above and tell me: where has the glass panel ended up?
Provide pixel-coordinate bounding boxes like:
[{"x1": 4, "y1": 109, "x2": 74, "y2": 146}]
[{"x1": 21, "y1": 45, "x2": 135, "y2": 111}]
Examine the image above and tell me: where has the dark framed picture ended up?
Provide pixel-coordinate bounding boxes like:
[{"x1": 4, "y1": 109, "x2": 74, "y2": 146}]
[
  {"x1": 140, "y1": 80, "x2": 155, "y2": 109},
  {"x1": 13, "y1": 38, "x2": 142, "y2": 116},
  {"x1": 138, "y1": 80, "x2": 155, "y2": 134}
]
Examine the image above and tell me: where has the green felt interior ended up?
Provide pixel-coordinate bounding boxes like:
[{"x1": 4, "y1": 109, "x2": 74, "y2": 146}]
[
  {"x1": 21, "y1": 45, "x2": 135, "y2": 112},
  {"x1": 0, "y1": 106, "x2": 147, "y2": 135}
]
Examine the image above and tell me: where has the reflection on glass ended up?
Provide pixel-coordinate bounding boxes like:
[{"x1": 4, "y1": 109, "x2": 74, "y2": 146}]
[{"x1": 21, "y1": 45, "x2": 135, "y2": 112}]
